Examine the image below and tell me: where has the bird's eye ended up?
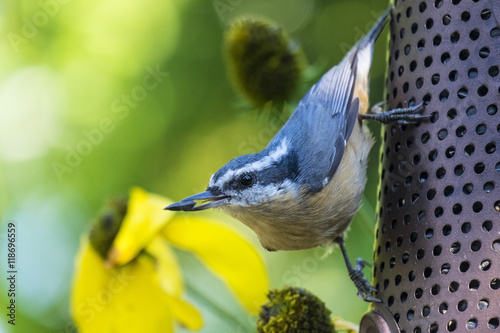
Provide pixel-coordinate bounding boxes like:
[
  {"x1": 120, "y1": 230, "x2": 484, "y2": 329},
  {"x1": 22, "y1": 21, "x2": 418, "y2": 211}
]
[{"x1": 240, "y1": 174, "x2": 253, "y2": 187}]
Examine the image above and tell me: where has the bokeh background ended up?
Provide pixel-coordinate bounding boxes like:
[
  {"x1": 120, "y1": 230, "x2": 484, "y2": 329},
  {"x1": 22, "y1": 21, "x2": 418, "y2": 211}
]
[{"x1": 0, "y1": 0, "x2": 388, "y2": 331}]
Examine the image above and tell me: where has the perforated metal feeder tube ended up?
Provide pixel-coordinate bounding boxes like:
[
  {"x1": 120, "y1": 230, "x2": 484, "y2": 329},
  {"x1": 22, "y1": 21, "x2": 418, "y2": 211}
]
[{"x1": 360, "y1": 1, "x2": 500, "y2": 332}]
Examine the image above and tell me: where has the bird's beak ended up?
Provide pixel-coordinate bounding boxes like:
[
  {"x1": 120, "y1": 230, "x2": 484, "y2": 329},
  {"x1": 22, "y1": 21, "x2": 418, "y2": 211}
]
[{"x1": 164, "y1": 190, "x2": 229, "y2": 211}]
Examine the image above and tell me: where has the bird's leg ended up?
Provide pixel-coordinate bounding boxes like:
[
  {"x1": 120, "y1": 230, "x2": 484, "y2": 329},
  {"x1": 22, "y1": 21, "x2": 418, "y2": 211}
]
[
  {"x1": 334, "y1": 236, "x2": 380, "y2": 303},
  {"x1": 359, "y1": 101, "x2": 430, "y2": 124}
]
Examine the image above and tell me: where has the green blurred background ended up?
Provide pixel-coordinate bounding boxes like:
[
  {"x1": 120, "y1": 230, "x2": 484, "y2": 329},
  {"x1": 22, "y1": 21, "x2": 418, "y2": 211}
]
[{"x1": 0, "y1": 0, "x2": 388, "y2": 332}]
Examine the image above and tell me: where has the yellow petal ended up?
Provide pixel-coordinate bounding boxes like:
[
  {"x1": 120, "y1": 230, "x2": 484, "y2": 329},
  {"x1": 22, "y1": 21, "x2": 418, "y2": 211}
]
[
  {"x1": 71, "y1": 238, "x2": 175, "y2": 333},
  {"x1": 108, "y1": 187, "x2": 174, "y2": 266},
  {"x1": 166, "y1": 296, "x2": 204, "y2": 331},
  {"x1": 145, "y1": 237, "x2": 184, "y2": 297},
  {"x1": 146, "y1": 237, "x2": 204, "y2": 330},
  {"x1": 162, "y1": 215, "x2": 269, "y2": 314},
  {"x1": 332, "y1": 317, "x2": 359, "y2": 333}
]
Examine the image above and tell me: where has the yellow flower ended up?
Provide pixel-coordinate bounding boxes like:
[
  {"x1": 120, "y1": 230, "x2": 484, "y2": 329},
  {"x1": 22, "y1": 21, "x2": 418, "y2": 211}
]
[
  {"x1": 161, "y1": 214, "x2": 269, "y2": 314},
  {"x1": 71, "y1": 187, "x2": 269, "y2": 332},
  {"x1": 332, "y1": 317, "x2": 359, "y2": 333}
]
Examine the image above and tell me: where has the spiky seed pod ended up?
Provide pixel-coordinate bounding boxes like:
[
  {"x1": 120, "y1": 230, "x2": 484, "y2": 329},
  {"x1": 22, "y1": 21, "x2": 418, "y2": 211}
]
[
  {"x1": 225, "y1": 18, "x2": 305, "y2": 108},
  {"x1": 89, "y1": 197, "x2": 128, "y2": 259},
  {"x1": 257, "y1": 287, "x2": 336, "y2": 333}
]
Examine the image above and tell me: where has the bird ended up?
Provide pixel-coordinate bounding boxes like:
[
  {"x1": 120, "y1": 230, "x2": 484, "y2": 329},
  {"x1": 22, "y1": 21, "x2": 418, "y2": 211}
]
[{"x1": 166, "y1": 8, "x2": 426, "y2": 302}]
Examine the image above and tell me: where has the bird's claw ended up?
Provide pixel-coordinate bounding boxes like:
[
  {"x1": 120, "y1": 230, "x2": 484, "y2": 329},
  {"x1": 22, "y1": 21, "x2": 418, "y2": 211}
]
[
  {"x1": 356, "y1": 258, "x2": 371, "y2": 270},
  {"x1": 335, "y1": 237, "x2": 380, "y2": 302},
  {"x1": 348, "y1": 268, "x2": 380, "y2": 302},
  {"x1": 360, "y1": 292, "x2": 381, "y2": 303},
  {"x1": 360, "y1": 101, "x2": 429, "y2": 125}
]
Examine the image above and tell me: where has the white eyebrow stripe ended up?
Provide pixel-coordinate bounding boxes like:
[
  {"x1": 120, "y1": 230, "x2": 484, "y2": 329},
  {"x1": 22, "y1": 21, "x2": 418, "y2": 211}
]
[
  {"x1": 212, "y1": 169, "x2": 236, "y2": 188},
  {"x1": 246, "y1": 138, "x2": 288, "y2": 173},
  {"x1": 213, "y1": 138, "x2": 289, "y2": 187}
]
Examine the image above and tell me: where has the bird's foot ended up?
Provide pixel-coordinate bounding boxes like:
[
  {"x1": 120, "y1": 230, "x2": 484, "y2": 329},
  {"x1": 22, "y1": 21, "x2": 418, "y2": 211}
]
[
  {"x1": 334, "y1": 237, "x2": 380, "y2": 303},
  {"x1": 348, "y1": 259, "x2": 380, "y2": 303},
  {"x1": 360, "y1": 101, "x2": 430, "y2": 125}
]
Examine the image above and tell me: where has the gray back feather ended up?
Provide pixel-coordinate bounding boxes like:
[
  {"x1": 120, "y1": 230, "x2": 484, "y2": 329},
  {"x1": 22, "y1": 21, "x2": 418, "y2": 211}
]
[
  {"x1": 265, "y1": 8, "x2": 390, "y2": 192},
  {"x1": 267, "y1": 54, "x2": 359, "y2": 192}
]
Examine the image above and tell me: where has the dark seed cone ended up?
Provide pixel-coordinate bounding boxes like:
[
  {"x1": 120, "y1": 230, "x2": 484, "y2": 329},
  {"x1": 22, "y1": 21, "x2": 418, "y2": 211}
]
[
  {"x1": 257, "y1": 287, "x2": 336, "y2": 333},
  {"x1": 225, "y1": 18, "x2": 305, "y2": 108},
  {"x1": 89, "y1": 197, "x2": 128, "y2": 259}
]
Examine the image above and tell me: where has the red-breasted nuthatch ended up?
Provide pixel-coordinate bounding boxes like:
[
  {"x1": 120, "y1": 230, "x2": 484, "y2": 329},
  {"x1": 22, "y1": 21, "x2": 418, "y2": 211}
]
[{"x1": 166, "y1": 8, "x2": 427, "y2": 302}]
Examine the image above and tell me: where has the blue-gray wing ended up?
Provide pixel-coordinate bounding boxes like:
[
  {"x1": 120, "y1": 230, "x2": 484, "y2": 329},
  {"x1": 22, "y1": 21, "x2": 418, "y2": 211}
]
[{"x1": 268, "y1": 55, "x2": 359, "y2": 192}]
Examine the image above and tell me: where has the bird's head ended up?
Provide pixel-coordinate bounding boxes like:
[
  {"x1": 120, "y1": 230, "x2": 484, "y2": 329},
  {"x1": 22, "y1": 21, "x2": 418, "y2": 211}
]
[{"x1": 165, "y1": 138, "x2": 300, "y2": 212}]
